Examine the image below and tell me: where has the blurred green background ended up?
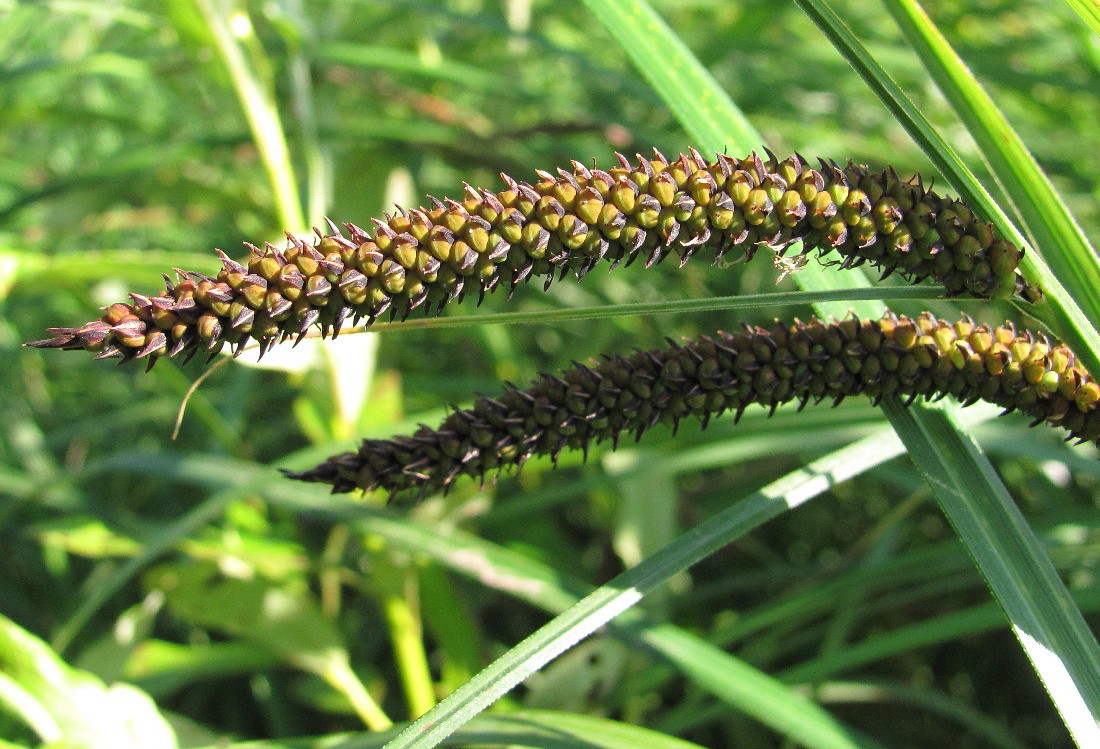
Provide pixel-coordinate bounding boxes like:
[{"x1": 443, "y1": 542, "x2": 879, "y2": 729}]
[{"x1": 1, "y1": 1, "x2": 1098, "y2": 747}]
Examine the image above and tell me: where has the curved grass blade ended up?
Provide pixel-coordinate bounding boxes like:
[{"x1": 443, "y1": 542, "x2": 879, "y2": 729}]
[
  {"x1": 1063, "y1": 0, "x2": 1100, "y2": 37},
  {"x1": 368, "y1": 423, "x2": 967, "y2": 749},
  {"x1": 84, "y1": 443, "x2": 888, "y2": 748},
  {"x1": 789, "y1": 4, "x2": 1100, "y2": 743},
  {"x1": 358, "y1": 286, "x2": 939, "y2": 335},
  {"x1": 577, "y1": 0, "x2": 757, "y2": 153},
  {"x1": 188, "y1": 0, "x2": 305, "y2": 233},
  {"x1": 209, "y1": 709, "x2": 711, "y2": 749},
  {"x1": 792, "y1": 0, "x2": 1100, "y2": 377},
  {"x1": 880, "y1": 0, "x2": 1100, "y2": 322},
  {"x1": 880, "y1": 399, "x2": 1100, "y2": 747},
  {"x1": 582, "y1": 1, "x2": 1100, "y2": 746},
  {"x1": 314, "y1": 43, "x2": 501, "y2": 90},
  {"x1": 83, "y1": 404, "x2": 993, "y2": 748}
]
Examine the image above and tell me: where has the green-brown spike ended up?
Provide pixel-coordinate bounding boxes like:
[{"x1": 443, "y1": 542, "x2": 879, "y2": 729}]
[
  {"x1": 27, "y1": 150, "x2": 1039, "y2": 364},
  {"x1": 285, "y1": 313, "x2": 1099, "y2": 498}
]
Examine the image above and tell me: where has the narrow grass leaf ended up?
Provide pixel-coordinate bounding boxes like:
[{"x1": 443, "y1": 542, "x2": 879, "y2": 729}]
[
  {"x1": 1063, "y1": 0, "x2": 1100, "y2": 37},
  {"x1": 792, "y1": 0, "x2": 1100, "y2": 377},
  {"x1": 360, "y1": 425, "x2": 963, "y2": 749},
  {"x1": 881, "y1": 399, "x2": 1100, "y2": 747},
  {"x1": 207, "y1": 709, "x2": 711, "y2": 749},
  {"x1": 590, "y1": 2, "x2": 1100, "y2": 745},
  {"x1": 314, "y1": 43, "x2": 500, "y2": 89},
  {"x1": 358, "y1": 287, "x2": 938, "y2": 334},
  {"x1": 880, "y1": 0, "x2": 1100, "y2": 321},
  {"x1": 577, "y1": 0, "x2": 757, "y2": 152},
  {"x1": 127, "y1": 640, "x2": 281, "y2": 698},
  {"x1": 90, "y1": 439, "x2": 901, "y2": 749},
  {"x1": 188, "y1": 0, "x2": 305, "y2": 232}
]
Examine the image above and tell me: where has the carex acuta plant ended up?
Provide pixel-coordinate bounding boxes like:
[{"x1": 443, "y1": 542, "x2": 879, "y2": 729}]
[{"x1": 29, "y1": 149, "x2": 1095, "y2": 498}]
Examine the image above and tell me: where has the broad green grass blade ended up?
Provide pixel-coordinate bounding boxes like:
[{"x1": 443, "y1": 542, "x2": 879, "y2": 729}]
[
  {"x1": 881, "y1": 0, "x2": 1100, "y2": 321},
  {"x1": 1064, "y1": 0, "x2": 1100, "y2": 37},
  {"x1": 314, "y1": 43, "x2": 501, "y2": 90},
  {"x1": 89, "y1": 434, "x2": 917, "y2": 749},
  {"x1": 793, "y1": 0, "x2": 1100, "y2": 378},
  {"x1": 881, "y1": 399, "x2": 1100, "y2": 747},
  {"x1": 577, "y1": 0, "x2": 758, "y2": 152},
  {"x1": 1, "y1": 250, "x2": 218, "y2": 296},
  {"x1": 127, "y1": 640, "x2": 281, "y2": 697},
  {"x1": 0, "y1": 614, "x2": 178, "y2": 748},
  {"x1": 85, "y1": 409, "x2": 1005, "y2": 748}
]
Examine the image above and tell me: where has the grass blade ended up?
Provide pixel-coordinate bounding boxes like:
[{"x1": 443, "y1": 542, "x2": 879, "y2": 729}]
[
  {"x1": 1063, "y1": 0, "x2": 1100, "y2": 37},
  {"x1": 577, "y1": 0, "x2": 757, "y2": 153},
  {"x1": 365, "y1": 423, "x2": 971, "y2": 749},
  {"x1": 350, "y1": 286, "x2": 939, "y2": 335},
  {"x1": 189, "y1": 0, "x2": 305, "y2": 232},
  {"x1": 211, "y1": 709, "x2": 712, "y2": 749},
  {"x1": 788, "y1": 4, "x2": 1100, "y2": 742},
  {"x1": 89, "y1": 435, "x2": 915, "y2": 749},
  {"x1": 880, "y1": 0, "x2": 1100, "y2": 322},
  {"x1": 880, "y1": 399, "x2": 1100, "y2": 746},
  {"x1": 588, "y1": 0, "x2": 1100, "y2": 745},
  {"x1": 792, "y1": 0, "x2": 1100, "y2": 377}
]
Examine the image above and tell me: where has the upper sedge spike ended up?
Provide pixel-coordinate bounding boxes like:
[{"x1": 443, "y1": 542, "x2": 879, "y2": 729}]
[{"x1": 28, "y1": 151, "x2": 1034, "y2": 363}]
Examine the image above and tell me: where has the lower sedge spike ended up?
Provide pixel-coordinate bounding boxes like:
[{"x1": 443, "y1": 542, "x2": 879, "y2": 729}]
[
  {"x1": 28, "y1": 150, "x2": 1038, "y2": 365},
  {"x1": 285, "y1": 313, "x2": 1100, "y2": 497}
]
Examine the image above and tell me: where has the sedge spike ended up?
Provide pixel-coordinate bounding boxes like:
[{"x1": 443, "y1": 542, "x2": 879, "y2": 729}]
[
  {"x1": 27, "y1": 150, "x2": 1039, "y2": 364},
  {"x1": 286, "y1": 313, "x2": 1100, "y2": 497}
]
